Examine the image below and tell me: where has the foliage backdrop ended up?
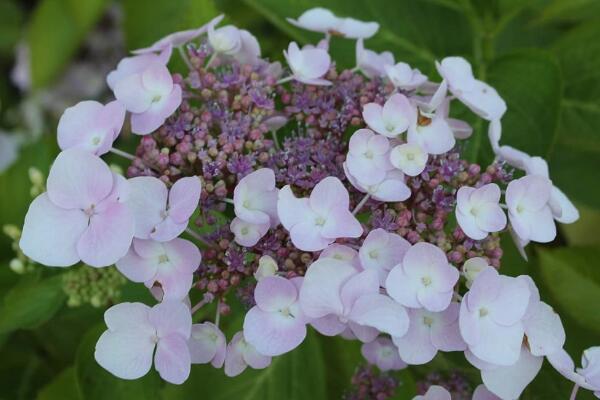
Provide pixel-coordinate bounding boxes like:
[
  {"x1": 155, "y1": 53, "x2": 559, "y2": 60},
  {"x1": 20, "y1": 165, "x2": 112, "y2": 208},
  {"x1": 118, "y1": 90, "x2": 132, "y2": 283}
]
[{"x1": 0, "y1": 0, "x2": 599, "y2": 399}]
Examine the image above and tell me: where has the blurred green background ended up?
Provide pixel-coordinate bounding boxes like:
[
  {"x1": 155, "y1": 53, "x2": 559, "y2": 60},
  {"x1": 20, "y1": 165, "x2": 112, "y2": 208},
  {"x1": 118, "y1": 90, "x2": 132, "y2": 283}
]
[{"x1": 0, "y1": 0, "x2": 599, "y2": 399}]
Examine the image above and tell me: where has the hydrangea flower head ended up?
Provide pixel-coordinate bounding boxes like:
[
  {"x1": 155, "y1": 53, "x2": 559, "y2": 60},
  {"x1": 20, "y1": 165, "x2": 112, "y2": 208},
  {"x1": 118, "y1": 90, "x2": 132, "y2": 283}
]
[
  {"x1": 283, "y1": 42, "x2": 331, "y2": 85},
  {"x1": 358, "y1": 228, "x2": 411, "y2": 285},
  {"x1": 346, "y1": 128, "x2": 393, "y2": 185},
  {"x1": 233, "y1": 168, "x2": 279, "y2": 226},
  {"x1": 455, "y1": 183, "x2": 507, "y2": 240},
  {"x1": 389, "y1": 143, "x2": 428, "y2": 176},
  {"x1": 362, "y1": 94, "x2": 415, "y2": 138},
  {"x1": 188, "y1": 322, "x2": 226, "y2": 368}
]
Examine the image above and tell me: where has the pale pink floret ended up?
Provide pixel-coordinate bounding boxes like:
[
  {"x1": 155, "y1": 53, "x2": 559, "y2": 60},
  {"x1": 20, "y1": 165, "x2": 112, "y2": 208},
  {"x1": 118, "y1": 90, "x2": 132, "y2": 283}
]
[
  {"x1": 116, "y1": 238, "x2": 201, "y2": 301},
  {"x1": 57, "y1": 100, "x2": 125, "y2": 156},
  {"x1": 283, "y1": 42, "x2": 331, "y2": 86},
  {"x1": 188, "y1": 322, "x2": 226, "y2": 368},
  {"x1": 393, "y1": 303, "x2": 466, "y2": 365},
  {"x1": 133, "y1": 15, "x2": 224, "y2": 54},
  {"x1": 287, "y1": 8, "x2": 379, "y2": 39},
  {"x1": 384, "y1": 62, "x2": 427, "y2": 91},
  {"x1": 362, "y1": 94, "x2": 415, "y2": 138},
  {"x1": 230, "y1": 217, "x2": 269, "y2": 247},
  {"x1": 361, "y1": 337, "x2": 406, "y2": 372},
  {"x1": 127, "y1": 176, "x2": 201, "y2": 242},
  {"x1": 466, "y1": 345, "x2": 543, "y2": 400},
  {"x1": 389, "y1": 143, "x2": 428, "y2": 177},
  {"x1": 436, "y1": 56, "x2": 506, "y2": 121},
  {"x1": 20, "y1": 149, "x2": 134, "y2": 268},
  {"x1": 244, "y1": 276, "x2": 307, "y2": 356},
  {"x1": 299, "y1": 258, "x2": 409, "y2": 342},
  {"x1": 459, "y1": 267, "x2": 530, "y2": 366},
  {"x1": 505, "y1": 175, "x2": 556, "y2": 243},
  {"x1": 233, "y1": 168, "x2": 279, "y2": 226},
  {"x1": 407, "y1": 112, "x2": 456, "y2": 155},
  {"x1": 548, "y1": 347, "x2": 600, "y2": 398},
  {"x1": 94, "y1": 301, "x2": 192, "y2": 384},
  {"x1": 355, "y1": 39, "x2": 394, "y2": 79},
  {"x1": 358, "y1": 228, "x2": 410, "y2": 286},
  {"x1": 107, "y1": 46, "x2": 172, "y2": 90},
  {"x1": 413, "y1": 385, "x2": 451, "y2": 400},
  {"x1": 386, "y1": 242, "x2": 459, "y2": 312},
  {"x1": 472, "y1": 385, "x2": 501, "y2": 400},
  {"x1": 344, "y1": 163, "x2": 411, "y2": 202},
  {"x1": 319, "y1": 243, "x2": 362, "y2": 270},
  {"x1": 455, "y1": 183, "x2": 507, "y2": 240},
  {"x1": 346, "y1": 129, "x2": 393, "y2": 185},
  {"x1": 277, "y1": 176, "x2": 362, "y2": 252},
  {"x1": 224, "y1": 331, "x2": 272, "y2": 377}
]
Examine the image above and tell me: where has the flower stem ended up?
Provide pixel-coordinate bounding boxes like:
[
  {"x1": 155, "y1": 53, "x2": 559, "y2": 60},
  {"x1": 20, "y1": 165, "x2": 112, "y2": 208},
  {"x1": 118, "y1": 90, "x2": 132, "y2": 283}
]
[
  {"x1": 184, "y1": 227, "x2": 214, "y2": 248},
  {"x1": 191, "y1": 294, "x2": 213, "y2": 314},
  {"x1": 109, "y1": 147, "x2": 136, "y2": 161},
  {"x1": 215, "y1": 299, "x2": 221, "y2": 328},
  {"x1": 276, "y1": 76, "x2": 294, "y2": 85},
  {"x1": 205, "y1": 52, "x2": 217, "y2": 69},
  {"x1": 569, "y1": 384, "x2": 579, "y2": 400},
  {"x1": 352, "y1": 194, "x2": 371, "y2": 215},
  {"x1": 222, "y1": 198, "x2": 235, "y2": 205},
  {"x1": 271, "y1": 130, "x2": 281, "y2": 150},
  {"x1": 178, "y1": 46, "x2": 193, "y2": 70}
]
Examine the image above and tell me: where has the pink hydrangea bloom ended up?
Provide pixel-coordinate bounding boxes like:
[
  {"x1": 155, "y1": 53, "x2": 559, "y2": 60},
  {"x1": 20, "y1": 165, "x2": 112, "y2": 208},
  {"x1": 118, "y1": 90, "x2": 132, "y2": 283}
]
[
  {"x1": 224, "y1": 331, "x2": 272, "y2": 377},
  {"x1": 358, "y1": 228, "x2": 411, "y2": 286},
  {"x1": 318, "y1": 243, "x2": 362, "y2": 270},
  {"x1": 361, "y1": 337, "x2": 406, "y2": 371},
  {"x1": 300, "y1": 258, "x2": 409, "y2": 342},
  {"x1": 355, "y1": 38, "x2": 394, "y2": 79},
  {"x1": 244, "y1": 276, "x2": 307, "y2": 356},
  {"x1": 346, "y1": 128, "x2": 393, "y2": 185},
  {"x1": 362, "y1": 94, "x2": 415, "y2": 138},
  {"x1": 208, "y1": 23, "x2": 261, "y2": 65},
  {"x1": 413, "y1": 385, "x2": 451, "y2": 400},
  {"x1": 389, "y1": 143, "x2": 428, "y2": 177},
  {"x1": 436, "y1": 56, "x2": 506, "y2": 121},
  {"x1": 459, "y1": 267, "x2": 530, "y2": 365},
  {"x1": 283, "y1": 42, "x2": 331, "y2": 86},
  {"x1": 233, "y1": 168, "x2": 279, "y2": 226},
  {"x1": 287, "y1": 8, "x2": 379, "y2": 39},
  {"x1": 230, "y1": 217, "x2": 269, "y2": 247},
  {"x1": 57, "y1": 100, "x2": 125, "y2": 155},
  {"x1": 384, "y1": 62, "x2": 427, "y2": 90},
  {"x1": 107, "y1": 46, "x2": 172, "y2": 90},
  {"x1": 277, "y1": 176, "x2": 362, "y2": 251},
  {"x1": 393, "y1": 303, "x2": 466, "y2": 365},
  {"x1": 188, "y1": 322, "x2": 226, "y2": 368},
  {"x1": 116, "y1": 238, "x2": 201, "y2": 301},
  {"x1": 386, "y1": 242, "x2": 459, "y2": 312},
  {"x1": 344, "y1": 163, "x2": 411, "y2": 202},
  {"x1": 407, "y1": 112, "x2": 456, "y2": 155},
  {"x1": 548, "y1": 347, "x2": 600, "y2": 398},
  {"x1": 127, "y1": 176, "x2": 201, "y2": 242},
  {"x1": 20, "y1": 149, "x2": 134, "y2": 267},
  {"x1": 506, "y1": 175, "x2": 556, "y2": 243},
  {"x1": 94, "y1": 301, "x2": 192, "y2": 384},
  {"x1": 455, "y1": 183, "x2": 507, "y2": 240}
]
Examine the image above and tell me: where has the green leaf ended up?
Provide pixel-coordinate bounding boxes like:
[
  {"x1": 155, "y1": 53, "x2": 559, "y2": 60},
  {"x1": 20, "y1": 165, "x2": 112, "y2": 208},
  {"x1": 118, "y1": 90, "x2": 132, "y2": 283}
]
[
  {"x1": 26, "y1": 0, "x2": 109, "y2": 88},
  {"x1": 122, "y1": 0, "x2": 220, "y2": 50},
  {"x1": 538, "y1": 246, "x2": 600, "y2": 334},
  {"x1": 37, "y1": 367, "x2": 80, "y2": 400},
  {"x1": 163, "y1": 330, "x2": 327, "y2": 400},
  {"x1": 75, "y1": 324, "x2": 163, "y2": 400},
  {"x1": 0, "y1": 274, "x2": 66, "y2": 334},
  {"x1": 549, "y1": 21, "x2": 600, "y2": 209},
  {"x1": 0, "y1": 0, "x2": 24, "y2": 56}
]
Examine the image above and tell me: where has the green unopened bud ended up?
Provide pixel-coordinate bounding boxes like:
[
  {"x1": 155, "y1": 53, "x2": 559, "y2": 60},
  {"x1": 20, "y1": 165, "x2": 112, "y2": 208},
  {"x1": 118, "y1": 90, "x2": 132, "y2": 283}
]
[
  {"x1": 9, "y1": 258, "x2": 25, "y2": 274},
  {"x1": 3, "y1": 224, "x2": 21, "y2": 240},
  {"x1": 462, "y1": 257, "x2": 489, "y2": 288}
]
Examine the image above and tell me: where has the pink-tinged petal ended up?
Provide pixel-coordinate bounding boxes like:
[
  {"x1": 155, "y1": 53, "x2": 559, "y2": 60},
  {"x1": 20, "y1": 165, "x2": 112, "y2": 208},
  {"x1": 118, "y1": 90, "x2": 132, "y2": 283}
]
[
  {"x1": 286, "y1": 8, "x2": 340, "y2": 33},
  {"x1": 224, "y1": 333, "x2": 247, "y2": 377},
  {"x1": 437, "y1": 57, "x2": 476, "y2": 93},
  {"x1": 141, "y1": 64, "x2": 173, "y2": 96},
  {"x1": 296, "y1": 48, "x2": 331, "y2": 80},
  {"x1": 361, "y1": 337, "x2": 405, "y2": 371},
  {"x1": 107, "y1": 50, "x2": 171, "y2": 90},
  {"x1": 371, "y1": 170, "x2": 411, "y2": 202},
  {"x1": 407, "y1": 117, "x2": 455, "y2": 155},
  {"x1": 243, "y1": 305, "x2": 307, "y2": 356},
  {"x1": 94, "y1": 330, "x2": 155, "y2": 380},
  {"x1": 104, "y1": 302, "x2": 153, "y2": 332},
  {"x1": 234, "y1": 169, "x2": 278, "y2": 225},
  {"x1": 19, "y1": 194, "x2": 88, "y2": 267},
  {"x1": 149, "y1": 301, "x2": 192, "y2": 339},
  {"x1": 402, "y1": 242, "x2": 449, "y2": 278},
  {"x1": 488, "y1": 276, "x2": 530, "y2": 326},
  {"x1": 385, "y1": 264, "x2": 421, "y2": 308},
  {"x1": 311, "y1": 314, "x2": 346, "y2": 336},
  {"x1": 230, "y1": 217, "x2": 269, "y2": 247},
  {"x1": 448, "y1": 118, "x2": 473, "y2": 139},
  {"x1": 133, "y1": 237, "x2": 165, "y2": 258},
  {"x1": 241, "y1": 338, "x2": 272, "y2": 369},
  {"x1": 168, "y1": 177, "x2": 201, "y2": 223},
  {"x1": 127, "y1": 176, "x2": 168, "y2": 239},
  {"x1": 188, "y1": 322, "x2": 226, "y2": 367},
  {"x1": 472, "y1": 385, "x2": 501, "y2": 400},
  {"x1": 77, "y1": 201, "x2": 135, "y2": 267},
  {"x1": 506, "y1": 175, "x2": 552, "y2": 211},
  {"x1": 150, "y1": 216, "x2": 187, "y2": 242},
  {"x1": 348, "y1": 322, "x2": 379, "y2": 343},
  {"x1": 57, "y1": 101, "x2": 114, "y2": 155},
  {"x1": 382, "y1": 94, "x2": 413, "y2": 136},
  {"x1": 254, "y1": 276, "x2": 297, "y2": 311},
  {"x1": 277, "y1": 185, "x2": 314, "y2": 229},
  {"x1": 337, "y1": 18, "x2": 379, "y2": 39},
  {"x1": 131, "y1": 84, "x2": 182, "y2": 135},
  {"x1": 319, "y1": 244, "x2": 361, "y2": 270},
  {"x1": 528, "y1": 207, "x2": 557, "y2": 243},
  {"x1": 235, "y1": 29, "x2": 261, "y2": 65},
  {"x1": 115, "y1": 246, "x2": 158, "y2": 282},
  {"x1": 414, "y1": 385, "x2": 452, "y2": 400},
  {"x1": 340, "y1": 269, "x2": 379, "y2": 313},
  {"x1": 469, "y1": 317, "x2": 525, "y2": 366},
  {"x1": 481, "y1": 346, "x2": 543, "y2": 400},
  {"x1": 456, "y1": 186, "x2": 476, "y2": 215},
  {"x1": 346, "y1": 153, "x2": 387, "y2": 186},
  {"x1": 460, "y1": 80, "x2": 507, "y2": 121},
  {"x1": 456, "y1": 209, "x2": 487, "y2": 240},
  {"x1": 547, "y1": 349, "x2": 590, "y2": 388},
  {"x1": 393, "y1": 310, "x2": 437, "y2": 365},
  {"x1": 362, "y1": 103, "x2": 387, "y2": 135},
  {"x1": 429, "y1": 303, "x2": 466, "y2": 351},
  {"x1": 359, "y1": 229, "x2": 411, "y2": 285},
  {"x1": 155, "y1": 334, "x2": 191, "y2": 384},
  {"x1": 114, "y1": 73, "x2": 154, "y2": 113},
  {"x1": 550, "y1": 186, "x2": 579, "y2": 224},
  {"x1": 162, "y1": 238, "x2": 201, "y2": 274},
  {"x1": 300, "y1": 258, "x2": 356, "y2": 318},
  {"x1": 310, "y1": 176, "x2": 350, "y2": 215},
  {"x1": 156, "y1": 270, "x2": 193, "y2": 302},
  {"x1": 524, "y1": 301, "x2": 565, "y2": 356},
  {"x1": 417, "y1": 288, "x2": 454, "y2": 312},
  {"x1": 47, "y1": 149, "x2": 114, "y2": 210},
  {"x1": 472, "y1": 183, "x2": 501, "y2": 204},
  {"x1": 289, "y1": 220, "x2": 332, "y2": 251},
  {"x1": 466, "y1": 267, "x2": 501, "y2": 310},
  {"x1": 321, "y1": 208, "x2": 363, "y2": 240},
  {"x1": 349, "y1": 293, "x2": 409, "y2": 338},
  {"x1": 476, "y1": 203, "x2": 507, "y2": 233}
]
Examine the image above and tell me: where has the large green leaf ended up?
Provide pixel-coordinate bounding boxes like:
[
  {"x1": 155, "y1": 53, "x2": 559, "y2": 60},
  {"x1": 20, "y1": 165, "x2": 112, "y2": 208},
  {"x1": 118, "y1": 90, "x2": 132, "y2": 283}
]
[
  {"x1": 163, "y1": 329, "x2": 327, "y2": 400},
  {"x1": 538, "y1": 247, "x2": 600, "y2": 334},
  {"x1": 121, "y1": 0, "x2": 220, "y2": 50},
  {"x1": 0, "y1": 274, "x2": 66, "y2": 334},
  {"x1": 75, "y1": 324, "x2": 163, "y2": 400},
  {"x1": 0, "y1": 0, "x2": 23, "y2": 56},
  {"x1": 37, "y1": 367, "x2": 80, "y2": 400},
  {"x1": 549, "y1": 21, "x2": 600, "y2": 209},
  {"x1": 26, "y1": 0, "x2": 109, "y2": 88}
]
